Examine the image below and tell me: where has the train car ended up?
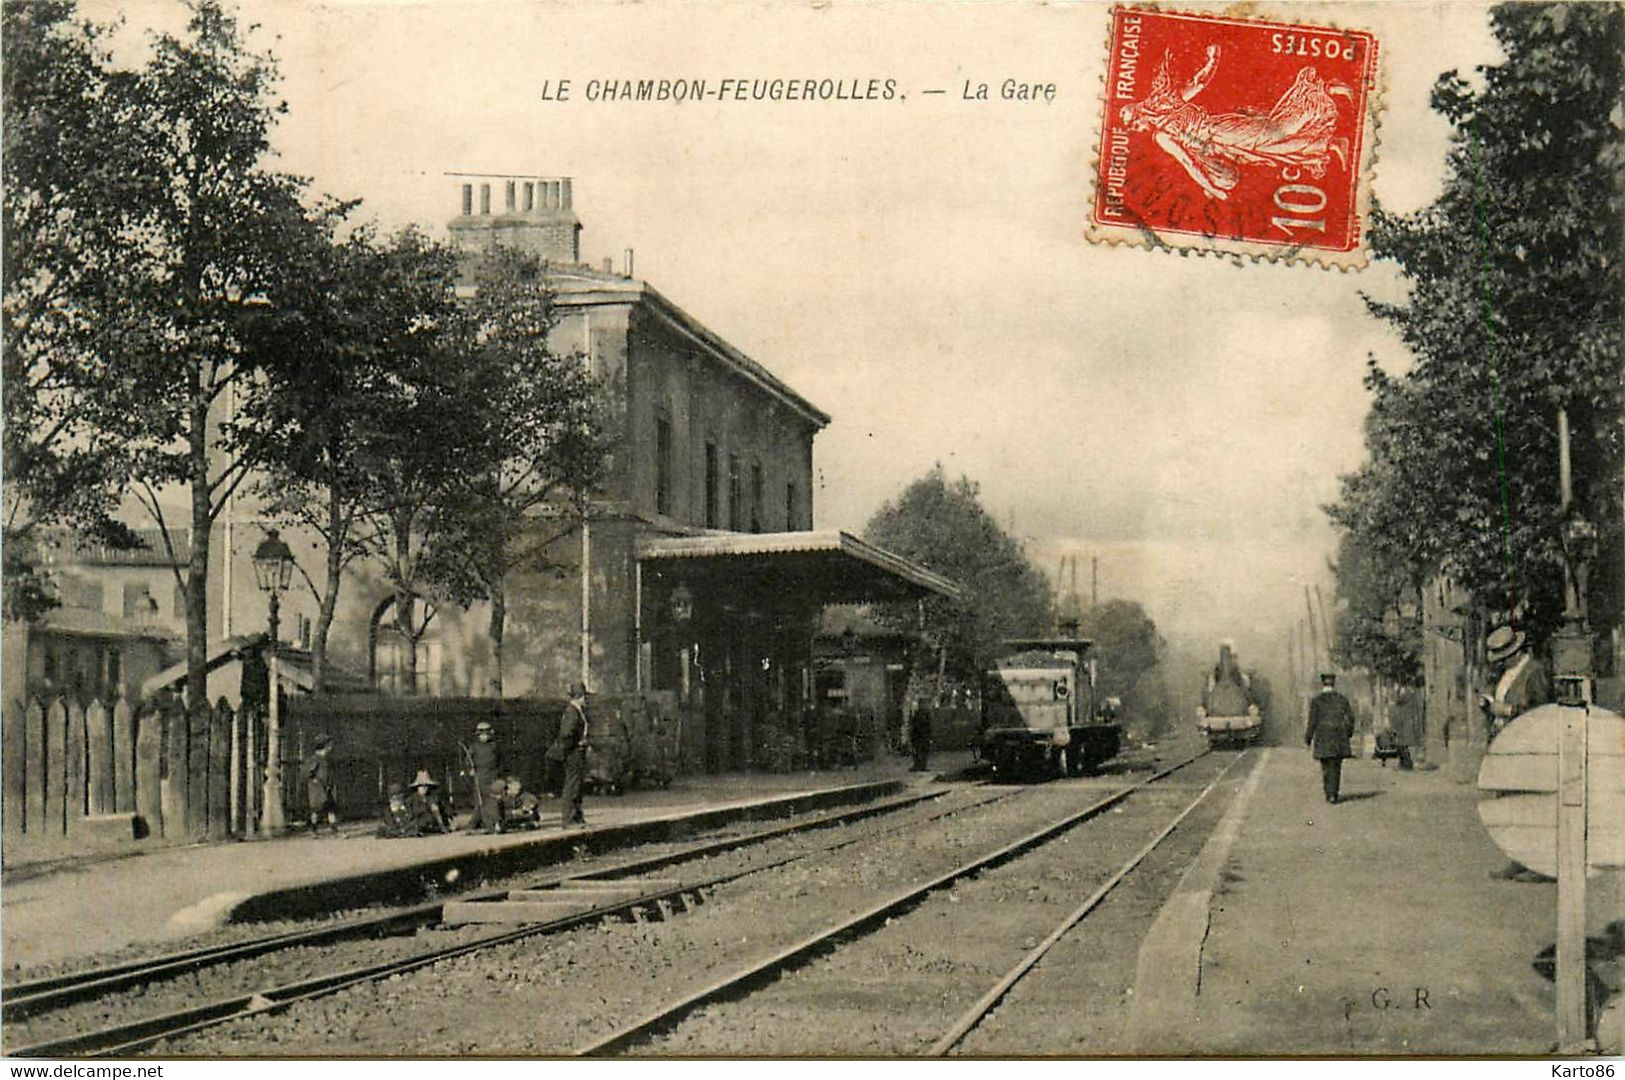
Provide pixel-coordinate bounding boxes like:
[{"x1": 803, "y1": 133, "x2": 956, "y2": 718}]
[
  {"x1": 980, "y1": 638, "x2": 1122, "y2": 778},
  {"x1": 1197, "y1": 642, "x2": 1262, "y2": 748}
]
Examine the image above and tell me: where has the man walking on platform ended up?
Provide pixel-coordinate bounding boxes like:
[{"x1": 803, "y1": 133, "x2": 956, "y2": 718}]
[
  {"x1": 550, "y1": 682, "x2": 591, "y2": 829},
  {"x1": 1305, "y1": 672, "x2": 1356, "y2": 804}
]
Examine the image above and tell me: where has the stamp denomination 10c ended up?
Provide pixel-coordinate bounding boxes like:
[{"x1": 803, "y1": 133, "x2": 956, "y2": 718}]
[{"x1": 1088, "y1": 6, "x2": 1380, "y2": 267}]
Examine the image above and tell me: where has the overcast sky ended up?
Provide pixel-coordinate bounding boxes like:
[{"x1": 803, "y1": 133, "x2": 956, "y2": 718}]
[{"x1": 89, "y1": 0, "x2": 1504, "y2": 678}]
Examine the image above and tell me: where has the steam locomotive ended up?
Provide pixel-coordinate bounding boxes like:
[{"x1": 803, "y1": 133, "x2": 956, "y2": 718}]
[{"x1": 1197, "y1": 642, "x2": 1263, "y2": 748}]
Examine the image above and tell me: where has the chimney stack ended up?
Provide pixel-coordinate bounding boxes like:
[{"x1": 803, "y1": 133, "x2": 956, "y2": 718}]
[
  {"x1": 447, "y1": 173, "x2": 581, "y2": 265},
  {"x1": 623, "y1": 248, "x2": 635, "y2": 278}
]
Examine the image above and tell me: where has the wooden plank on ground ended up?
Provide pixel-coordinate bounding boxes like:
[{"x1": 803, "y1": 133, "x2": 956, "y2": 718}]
[
  {"x1": 87, "y1": 699, "x2": 113, "y2": 815},
  {"x1": 112, "y1": 700, "x2": 135, "y2": 813},
  {"x1": 135, "y1": 707, "x2": 162, "y2": 838},
  {"x1": 4, "y1": 698, "x2": 27, "y2": 838}
]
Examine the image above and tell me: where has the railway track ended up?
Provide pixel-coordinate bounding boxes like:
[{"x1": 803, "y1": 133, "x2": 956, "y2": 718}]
[
  {"x1": 574, "y1": 747, "x2": 1234, "y2": 1056},
  {"x1": 4, "y1": 776, "x2": 1030, "y2": 1057}
]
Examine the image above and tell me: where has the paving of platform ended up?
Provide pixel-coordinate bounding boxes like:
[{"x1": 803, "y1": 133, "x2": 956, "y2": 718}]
[
  {"x1": 1130, "y1": 747, "x2": 1624, "y2": 1056},
  {"x1": 1, "y1": 752, "x2": 974, "y2": 973}
]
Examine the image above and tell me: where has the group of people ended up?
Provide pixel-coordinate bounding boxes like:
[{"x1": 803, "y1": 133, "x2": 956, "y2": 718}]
[
  {"x1": 305, "y1": 681, "x2": 597, "y2": 838},
  {"x1": 1305, "y1": 623, "x2": 1548, "y2": 805}
]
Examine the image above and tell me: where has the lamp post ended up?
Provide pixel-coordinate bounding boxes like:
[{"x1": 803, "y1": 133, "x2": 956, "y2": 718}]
[{"x1": 252, "y1": 529, "x2": 295, "y2": 834}]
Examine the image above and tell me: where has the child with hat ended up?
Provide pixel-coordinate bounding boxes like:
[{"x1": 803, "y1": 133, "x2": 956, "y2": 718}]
[{"x1": 304, "y1": 734, "x2": 340, "y2": 836}]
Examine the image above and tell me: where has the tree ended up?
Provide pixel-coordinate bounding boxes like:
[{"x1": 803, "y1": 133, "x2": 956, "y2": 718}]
[
  {"x1": 89, "y1": 0, "x2": 333, "y2": 705},
  {"x1": 1327, "y1": 527, "x2": 1422, "y2": 685},
  {"x1": 1076, "y1": 599, "x2": 1163, "y2": 697},
  {"x1": 418, "y1": 247, "x2": 612, "y2": 697},
  {"x1": 862, "y1": 467, "x2": 1054, "y2": 683},
  {"x1": 1332, "y1": 3, "x2": 1623, "y2": 651},
  {"x1": 2, "y1": 1, "x2": 144, "y2": 619},
  {"x1": 248, "y1": 227, "x2": 452, "y2": 693}
]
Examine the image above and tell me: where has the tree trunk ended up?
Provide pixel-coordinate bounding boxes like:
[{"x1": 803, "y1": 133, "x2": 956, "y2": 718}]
[
  {"x1": 186, "y1": 385, "x2": 212, "y2": 715},
  {"x1": 487, "y1": 581, "x2": 506, "y2": 698},
  {"x1": 311, "y1": 488, "x2": 345, "y2": 695}
]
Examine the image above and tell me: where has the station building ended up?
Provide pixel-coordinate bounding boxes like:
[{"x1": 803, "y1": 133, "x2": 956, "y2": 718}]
[{"x1": 14, "y1": 177, "x2": 956, "y2": 776}]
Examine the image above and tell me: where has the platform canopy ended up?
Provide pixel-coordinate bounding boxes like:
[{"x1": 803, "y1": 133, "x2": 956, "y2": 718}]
[{"x1": 635, "y1": 530, "x2": 961, "y2": 605}]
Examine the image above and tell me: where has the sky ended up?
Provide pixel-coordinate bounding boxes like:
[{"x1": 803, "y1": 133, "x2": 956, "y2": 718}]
[{"x1": 86, "y1": 0, "x2": 1505, "y2": 687}]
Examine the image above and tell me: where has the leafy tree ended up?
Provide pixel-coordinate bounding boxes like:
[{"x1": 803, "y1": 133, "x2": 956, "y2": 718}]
[
  {"x1": 2, "y1": 0, "x2": 144, "y2": 619},
  {"x1": 1076, "y1": 599, "x2": 1164, "y2": 699},
  {"x1": 418, "y1": 247, "x2": 612, "y2": 697},
  {"x1": 862, "y1": 467, "x2": 1053, "y2": 683},
  {"x1": 248, "y1": 227, "x2": 453, "y2": 693},
  {"x1": 84, "y1": 0, "x2": 334, "y2": 705},
  {"x1": 1333, "y1": 3, "x2": 1623, "y2": 652},
  {"x1": 1327, "y1": 527, "x2": 1422, "y2": 685}
]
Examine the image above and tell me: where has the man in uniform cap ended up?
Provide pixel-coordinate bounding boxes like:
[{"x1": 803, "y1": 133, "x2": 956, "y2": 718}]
[
  {"x1": 1305, "y1": 673, "x2": 1356, "y2": 804},
  {"x1": 1481, "y1": 625, "x2": 1548, "y2": 741},
  {"x1": 549, "y1": 681, "x2": 591, "y2": 828}
]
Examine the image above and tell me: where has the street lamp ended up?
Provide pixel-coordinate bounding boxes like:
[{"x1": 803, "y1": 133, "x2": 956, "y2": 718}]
[{"x1": 252, "y1": 529, "x2": 295, "y2": 833}]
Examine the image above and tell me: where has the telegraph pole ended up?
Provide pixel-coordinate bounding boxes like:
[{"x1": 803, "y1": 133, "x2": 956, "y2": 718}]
[{"x1": 1551, "y1": 406, "x2": 1596, "y2": 1053}]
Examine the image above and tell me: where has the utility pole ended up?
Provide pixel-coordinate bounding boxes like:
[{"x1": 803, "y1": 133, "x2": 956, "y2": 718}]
[
  {"x1": 1551, "y1": 405, "x2": 1596, "y2": 1053},
  {"x1": 1091, "y1": 556, "x2": 1099, "y2": 608},
  {"x1": 1304, "y1": 587, "x2": 1321, "y2": 674},
  {"x1": 1314, "y1": 584, "x2": 1333, "y2": 670}
]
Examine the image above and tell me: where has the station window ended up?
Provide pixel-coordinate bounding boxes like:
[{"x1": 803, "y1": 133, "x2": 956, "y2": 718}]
[
  {"x1": 704, "y1": 442, "x2": 719, "y2": 529},
  {"x1": 728, "y1": 454, "x2": 743, "y2": 531},
  {"x1": 461, "y1": 184, "x2": 473, "y2": 216},
  {"x1": 786, "y1": 482, "x2": 798, "y2": 530},
  {"x1": 654, "y1": 412, "x2": 673, "y2": 516},
  {"x1": 750, "y1": 462, "x2": 763, "y2": 534}
]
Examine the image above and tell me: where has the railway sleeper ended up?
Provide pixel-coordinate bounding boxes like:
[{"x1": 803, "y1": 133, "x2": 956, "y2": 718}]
[{"x1": 440, "y1": 876, "x2": 687, "y2": 927}]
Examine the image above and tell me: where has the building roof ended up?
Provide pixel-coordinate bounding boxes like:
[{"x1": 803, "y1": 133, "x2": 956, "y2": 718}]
[
  {"x1": 64, "y1": 527, "x2": 191, "y2": 567},
  {"x1": 636, "y1": 530, "x2": 961, "y2": 603},
  {"x1": 32, "y1": 606, "x2": 179, "y2": 642},
  {"x1": 141, "y1": 635, "x2": 373, "y2": 699},
  {"x1": 540, "y1": 266, "x2": 832, "y2": 429}
]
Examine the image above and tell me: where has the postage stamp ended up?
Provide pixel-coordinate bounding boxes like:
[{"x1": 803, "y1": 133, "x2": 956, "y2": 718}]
[{"x1": 1088, "y1": 7, "x2": 1380, "y2": 267}]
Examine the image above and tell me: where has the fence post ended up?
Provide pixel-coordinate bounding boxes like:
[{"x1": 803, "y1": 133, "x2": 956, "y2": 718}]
[
  {"x1": 113, "y1": 700, "x2": 135, "y2": 814},
  {"x1": 208, "y1": 700, "x2": 231, "y2": 841},
  {"x1": 134, "y1": 703, "x2": 162, "y2": 839},
  {"x1": 87, "y1": 698, "x2": 113, "y2": 816},
  {"x1": 185, "y1": 701, "x2": 210, "y2": 839},
  {"x1": 245, "y1": 707, "x2": 259, "y2": 835},
  {"x1": 65, "y1": 698, "x2": 88, "y2": 829},
  {"x1": 46, "y1": 697, "x2": 68, "y2": 835},
  {"x1": 25, "y1": 698, "x2": 45, "y2": 834},
  {"x1": 4, "y1": 698, "x2": 26, "y2": 838},
  {"x1": 162, "y1": 699, "x2": 187, "y2": 839},
  {"x1": 229, "y1": 699, "x2": 242, "y2": 835}
]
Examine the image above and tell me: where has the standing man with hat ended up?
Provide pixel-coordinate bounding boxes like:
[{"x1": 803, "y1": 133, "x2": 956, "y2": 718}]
[
  {"x1": 304, "y1": 733, "x2": 340, "y2": 835},
  {"x1": 466, "y1": 721, "x2": 506, "y2": 833},
  {"x1": 1305, "y1": 673, "x2": 1356, "y2": 805},
  {"x1": 549, "y1": 682, "x2": 592, "y2": 828},
  {"x1": 1480, "y1": 625, "x2": 1548, "y2": 741}
]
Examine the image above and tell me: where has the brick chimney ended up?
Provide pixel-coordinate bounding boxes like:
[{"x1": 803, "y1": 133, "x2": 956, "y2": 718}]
[{"x1": 447, "y1": 175, "x2": 581, "y2": 265}]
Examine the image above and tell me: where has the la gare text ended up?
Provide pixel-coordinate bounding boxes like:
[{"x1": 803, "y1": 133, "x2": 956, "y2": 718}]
[{"x1": 537, "y1": 78, "x2": 1056, "y2": 104}]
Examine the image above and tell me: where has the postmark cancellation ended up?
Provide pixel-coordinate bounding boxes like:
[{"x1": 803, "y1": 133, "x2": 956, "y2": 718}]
[{"x1": 1088, "y1": 6, "x2": 1381, "y2": 268}]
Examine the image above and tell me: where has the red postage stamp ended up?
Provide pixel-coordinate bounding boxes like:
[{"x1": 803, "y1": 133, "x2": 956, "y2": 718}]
[{"x1": 1088, "y1": 7, "x2": 1380, "y2": 266}]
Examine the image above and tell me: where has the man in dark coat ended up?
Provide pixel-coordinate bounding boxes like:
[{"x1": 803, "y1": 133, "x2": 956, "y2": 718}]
[
  {"x1": 1305, "y1": 673, "x2": 1356, "y2": 804},
  {"x1": 549, "y1": 682, "x2": 591, "y2": 828},
  {"x1": 909, "y1": 701, "x2": 933, "y2": 772}
]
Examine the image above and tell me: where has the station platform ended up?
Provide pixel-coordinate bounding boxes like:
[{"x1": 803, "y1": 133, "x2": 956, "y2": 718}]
[
  {"x1": 1130, "y1": 746, "x2": 1624, "y2": 1056},
  {"x1": 0, "y1": 751, "x2": 975, "y2": 975}
]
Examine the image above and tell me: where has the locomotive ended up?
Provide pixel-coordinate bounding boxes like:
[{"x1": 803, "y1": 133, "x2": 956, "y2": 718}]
[
  {"x1": 979, "y1": 637, "x2": 1123, "y2": 778},
  {"x1": 1196, "y1": 641, "x2": 1263, "y2": 748}
]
